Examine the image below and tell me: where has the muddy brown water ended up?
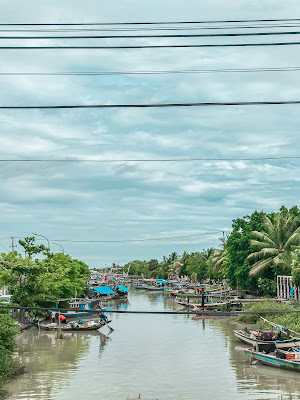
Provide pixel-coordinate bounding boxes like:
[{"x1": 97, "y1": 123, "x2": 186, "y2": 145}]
[{"x1": 4, "y1": 291, "x2": 300, "y2": 399}]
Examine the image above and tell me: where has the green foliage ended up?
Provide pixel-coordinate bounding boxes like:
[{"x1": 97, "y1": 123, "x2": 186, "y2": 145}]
[
  {"x1": 247, "y1": 213, "x2": 300, "y2": 276},
  {"x1": 18, "y1": 237, "x2": 49, "y2": 258},
  {"x1": 0, "y1": 246, "x2": 90, "y2": 308},
  {"x1": 0, "y1": 315, "x2": 22, "y2": 385},
  {"x1": 257, "y1": 277, "x2": 277, "y2": 295},
  {"x1": 292, "y1": 268, "x2": 300, "y2": 287},
  {"x1": 124, "y1": 249, "x2": 216, "y2": 282},
  {"x1": 237, "y1": 300, "x2": 300, "y2": 333},
  {"x1": 224, "y1": 210, "x2": 266, "y2": 291}
]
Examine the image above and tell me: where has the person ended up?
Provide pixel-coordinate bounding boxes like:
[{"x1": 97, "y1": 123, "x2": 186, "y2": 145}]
[
  {"x1": 51, "y1": 311, "x2": 56, "y2": 323},
  {"x1": 58, "y1": 314, "x2": 67, "y2": 324}
]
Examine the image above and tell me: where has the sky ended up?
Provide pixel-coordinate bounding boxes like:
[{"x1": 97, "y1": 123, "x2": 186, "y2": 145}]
[{"x1": 0, "y1": 0, "x2": 300, "y2": 267}]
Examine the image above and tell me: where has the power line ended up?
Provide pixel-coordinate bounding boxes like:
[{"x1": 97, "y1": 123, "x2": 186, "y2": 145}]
[
  {"x1": 2, "y1": 101, "x2": 300, "y2": 109},
  {"x1": 2, "y1": 18, "x2": 300, "y2": 26},
  {"x1": 4, "y1": 31, "x2": 300, "y2": 39},
  {"x1": 1, "y1": 66, "x2": 300, "y2": 76},
  {"x1": 3, "y1": 24, "x2": 300, "y2": 32},
  {"x1": 3, "y1": 41, "x2": 300, "y2": 49},
  {"x1": 16, "y1": 231, "x2": 222, "y2": 243},
  {"x1": 0, "y1": 156, "x2": 300, "y2": 163},
  {"x1": 0, "y1": 242, "x2": 9, "y2": 252},
  {"x1": 2, "y1": 304, "x2": 300, "y2": 316}
]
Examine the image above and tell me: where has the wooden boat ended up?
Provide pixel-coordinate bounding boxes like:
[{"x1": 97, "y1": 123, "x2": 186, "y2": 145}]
[
  {"x1": 144, "y1": 286, "x2": 166, "y2": 292},
  {"x1": 234, "y1": 328, "x2": 300, "y2": 349},
  {"x1": 29, "y1": 320, "x2": 106, "y2": 331},
  {"x1": 245, "y1": 343, "x2": 300, "y2": 372}
]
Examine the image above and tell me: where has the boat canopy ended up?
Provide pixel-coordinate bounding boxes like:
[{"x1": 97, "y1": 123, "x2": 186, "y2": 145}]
[
  {"x1": 93, "y1": 286, "x2": 115, "y2": 294},
  {"x1": 118, "y1": 285, "x2": 130, "y2": 292},
  {"x1": 156, "y1": 279, "x2": 168, "y2": 284}
]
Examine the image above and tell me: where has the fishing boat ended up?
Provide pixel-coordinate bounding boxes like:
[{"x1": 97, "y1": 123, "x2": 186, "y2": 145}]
[
  {"x1": 235, "y1": 316, "x2": 300, "y2": 349},
  {"x1": 29, "y1": 320, "x2": 106, "y2": 331},
  {"x1": 245, "y1": 342, "x2": 300, "y2": 372},
  {"x1": 234, "y1": 328, "x2": 300, "y2": 349}
]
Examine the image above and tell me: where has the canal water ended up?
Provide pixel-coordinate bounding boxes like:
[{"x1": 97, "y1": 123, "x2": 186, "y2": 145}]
[{"x1": 5, "y1": 290, "x2": 300, "y2": 400}]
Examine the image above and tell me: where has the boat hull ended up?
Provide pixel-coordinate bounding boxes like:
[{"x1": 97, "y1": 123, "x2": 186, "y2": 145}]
[
  {"x1": 29, "y1": 322, "x2": 105, "y2": 331},
  {"x1": 234, "y1": 330, "x2": 300, "y2": 349},
  {"x1": 245, "y1": 349, "x2": 300, "y2": 372}
]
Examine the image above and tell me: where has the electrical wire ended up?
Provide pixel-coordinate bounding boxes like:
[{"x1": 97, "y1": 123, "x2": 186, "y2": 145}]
[
  {"x1": 3, "y1": 18, "x2": 300, "y2": 26},
  {"x1": 3, "y1": 24, "x2": 300, "y2": 32},
  {"x1": 15, "y1": 231, "x2": 222, "y2": 243},
  {"x1": 1, "y1": 304, "x2": 300, "y2": 316},
  {"x1": 3, "y1": 41, "x2": 300, "y2": 49},
  {"x1": 4, "y1": 31, "x2": 300, "y2": 39},
  {"x1": 2, "y1": 101, "x2": 300, "y2": 109},
  {"x1": 0, "y1": 157, "x2": 299, "y2": 163},
  {"x1": 0, "y1": 242, "x2": 9, "y2": 252},
  {"x1": 1, "y1": 67, "x2": 300, "y2": 76}
]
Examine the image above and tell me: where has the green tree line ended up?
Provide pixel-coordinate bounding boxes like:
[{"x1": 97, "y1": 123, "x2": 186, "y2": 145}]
[{"x1": 124, "y1": 206, "x2": 300, "y2": 295}]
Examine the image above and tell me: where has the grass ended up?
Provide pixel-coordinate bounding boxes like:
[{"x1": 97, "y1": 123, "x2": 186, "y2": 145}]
[{"x1": 237, "y1": 300, "x2": 300, "y2": 334}]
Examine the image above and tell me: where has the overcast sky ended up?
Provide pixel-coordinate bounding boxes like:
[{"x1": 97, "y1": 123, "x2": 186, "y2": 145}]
[{"x1": 0, "y1": 1, "x2": 300, "y2": 267}]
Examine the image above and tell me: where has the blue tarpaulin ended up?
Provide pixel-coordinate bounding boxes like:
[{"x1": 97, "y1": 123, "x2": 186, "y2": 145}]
[
  {"x1": 118, "y1": 285, "x2": 130, "y2": 292},
  {"x1": 93, "y1": 286, "x2": 115, "y2": 294},
  {"x1": 156, "y1": 279, "x2": 168, "y2": 284}
]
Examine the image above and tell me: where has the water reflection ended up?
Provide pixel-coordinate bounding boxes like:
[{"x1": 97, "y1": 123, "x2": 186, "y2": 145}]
[{"x1": 5, "y1": 330, "x2": 91, "y2": 400}]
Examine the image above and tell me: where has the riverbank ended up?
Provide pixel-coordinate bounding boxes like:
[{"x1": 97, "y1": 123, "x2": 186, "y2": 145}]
[
  {"x1": 0, "y1": 315, "x2": 25, "y2": 398},
  {"x1": 237, "y1": 300, "x2": 300, "y2": 332}
]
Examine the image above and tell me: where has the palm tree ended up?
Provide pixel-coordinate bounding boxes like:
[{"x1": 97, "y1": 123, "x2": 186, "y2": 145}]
[
  {"x1": 212, "y1": 238, "x2": 228, "y2": 275},
  {"x1": 247, "y1": 214, "x2": 300, "y2": 276}
]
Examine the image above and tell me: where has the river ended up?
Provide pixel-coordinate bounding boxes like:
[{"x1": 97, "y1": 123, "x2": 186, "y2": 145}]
[{"x1": 5, "y1": 290, "x2": 300, "y2": 400}]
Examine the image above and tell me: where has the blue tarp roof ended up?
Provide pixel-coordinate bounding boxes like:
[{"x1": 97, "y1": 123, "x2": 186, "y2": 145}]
[
  {"x1": 93, "y1": 286, "x2": 115, "y2": 294},
  {"x1": 118, "y1": 285, "x2": 130, "y2": 292},
  {"x1": 156, "y1": 279, "x2": 168, "y2": 283}
]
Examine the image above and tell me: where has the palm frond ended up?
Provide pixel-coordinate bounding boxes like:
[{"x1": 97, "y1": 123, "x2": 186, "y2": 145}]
[
  {"x1": 251, "y1": 231, "x2": 276, "y2": 247},
  {"x1": 247, "y1": 251, "x2": 264, "y2": 262},
  {"x1": 250, "y1": 240, "x2": 275, "y2": 250},
  {"x1": 284, "y1": 226, "x2": 300, "y2": 250},
  {"x1": 249, "y1": 257, "x2": 274, "y2": 276}
]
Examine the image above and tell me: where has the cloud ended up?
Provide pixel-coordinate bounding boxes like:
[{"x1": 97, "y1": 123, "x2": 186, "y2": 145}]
[{"x1": 0, "y1": 0, "x2": 300, "y2": 266}]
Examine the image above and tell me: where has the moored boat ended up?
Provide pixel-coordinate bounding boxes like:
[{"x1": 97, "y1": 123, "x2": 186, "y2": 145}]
[
  {"x1": 234, "y1": 326, "x2": 300, "y2": 349},
  {"x1": 245, "y1": 342, "x2": 300, "y2": 372},
  {"x1": 29, "y1": 320, "x2": 106, "y2": 331}
]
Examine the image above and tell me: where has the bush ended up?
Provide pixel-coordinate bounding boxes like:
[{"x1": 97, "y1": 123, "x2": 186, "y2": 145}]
[
  {"x1": 237, "y1": 300, "x2": 300, "y2": 329},
  {"x1": 0, "y1": 315, "x2": 23, "y2": 386},
  {"x1": 292, "y1": 268, "x2": 300, "y2": 287}
]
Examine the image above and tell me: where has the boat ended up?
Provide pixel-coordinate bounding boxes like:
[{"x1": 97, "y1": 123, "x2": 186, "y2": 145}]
[
  {"x1": 29, "y1": 320, "x2": 106, "y2": 331},
  {"x1": 244, "y1": 342, "x2": 300, "y2": 372},
  {"x1": 234, "y1": 328, "x2": 300, "y2": 349}
]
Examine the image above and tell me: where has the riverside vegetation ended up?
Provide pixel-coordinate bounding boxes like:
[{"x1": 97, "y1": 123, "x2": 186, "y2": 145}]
[
  {"x1": 124, "y1": 205, "x2": 300, "y2": 296},
  {"x1": 0, "y1": 237, "x2": 90, "y2": 387}
]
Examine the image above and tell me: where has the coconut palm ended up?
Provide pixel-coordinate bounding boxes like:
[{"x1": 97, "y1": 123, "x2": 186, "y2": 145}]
[
  {"x1": 212, "y1": 237, "x2": 228, "y2": 275},
  {"x1": 247, "y1": 214, "x2": 300, "y2": 276}
]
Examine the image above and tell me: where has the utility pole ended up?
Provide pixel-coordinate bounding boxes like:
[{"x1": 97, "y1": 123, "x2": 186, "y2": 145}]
[{"x1": 10, "y1": 236, "x2": 16, "y2": 252}]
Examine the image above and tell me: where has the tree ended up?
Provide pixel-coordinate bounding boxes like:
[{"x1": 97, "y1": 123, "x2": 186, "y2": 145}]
[
  {"x1": 0, "y1": 252, "x2": 90, "y2": 308},
  {"x1": 225, "y1": 210, "x2": 266, "y2": 290},
  {"x1": 247, "y1": 214, "x2": 300, "y2": 276},
  {"x1": 18, "y1": 237, "x2": 49, "y2": 258}
]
